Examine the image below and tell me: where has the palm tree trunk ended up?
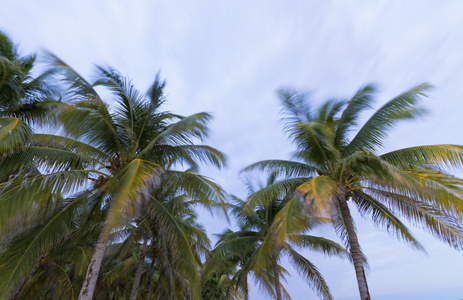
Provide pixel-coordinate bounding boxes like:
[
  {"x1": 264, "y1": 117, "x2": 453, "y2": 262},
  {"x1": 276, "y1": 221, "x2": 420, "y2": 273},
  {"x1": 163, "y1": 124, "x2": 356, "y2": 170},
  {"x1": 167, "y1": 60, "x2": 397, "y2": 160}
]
[
  {"x1": 144, "y1": 248, "x2": 157, "y2": 300},
  {"x1": 130, "y1": 235, "x2": 149, "y2": 300},
  {"x1": 274, "y1": 263, "x2": 282, "y2": 300},
  {"x1": 78, "y1": 202, "x2": 116, "y2": 300},
  {"x1": 243, "y1": 273, "x2": 249, "y2": 300},
  {"x1": 337, "y1": 195, "x2": 371, "y2": 300}
]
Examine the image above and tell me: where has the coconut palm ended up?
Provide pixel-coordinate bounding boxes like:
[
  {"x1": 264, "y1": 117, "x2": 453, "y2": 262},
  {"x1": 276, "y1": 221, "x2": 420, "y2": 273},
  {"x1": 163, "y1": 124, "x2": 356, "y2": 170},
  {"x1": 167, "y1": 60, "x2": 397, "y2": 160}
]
[
  {"x1": 0, "y1": 31, "x2": 59, "y2": 183},
  {"x1": 243, "y1": 83, "x2": 463, "y2": 299},
  {"x1": 210, "y1": 174, "x2": 349, "y2": 300},
  {"x1": 0, "y1": 55, "x2": 227, "y2": 300}
]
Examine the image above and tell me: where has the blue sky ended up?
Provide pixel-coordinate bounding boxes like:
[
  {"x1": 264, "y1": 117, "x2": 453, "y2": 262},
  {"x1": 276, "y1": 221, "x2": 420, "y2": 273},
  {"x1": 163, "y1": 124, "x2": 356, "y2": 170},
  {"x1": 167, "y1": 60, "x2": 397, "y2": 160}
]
[{"x1": 2, "y1": 1, "x2": 463, "y2": 299}]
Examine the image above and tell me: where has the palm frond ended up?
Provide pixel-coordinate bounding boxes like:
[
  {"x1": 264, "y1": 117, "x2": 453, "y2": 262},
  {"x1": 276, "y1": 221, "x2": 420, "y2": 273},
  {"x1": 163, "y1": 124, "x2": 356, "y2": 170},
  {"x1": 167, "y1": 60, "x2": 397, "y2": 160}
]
[
  {"x1": 380, "y1": 144, "x2": 463, "y2": 170},
  {"x1": 351, "y1": 190, "x2": 424, "y2": 251},
  {"x1": 242, "y1": 177, "x2": 310, "y2": 214},
  {"x1": 242, "y1": 160, "x2": 319, "y2": 178},
  {"x1": 0, "y1": 117, "x2": 32, "y2": 157},
  {"x1": 284, "y1": 247, "x2": 332, "y2": 300},
  {"x1": 288, "y1": 235, "x2": 351, "y2": 259},
  {"x1": 334, "y1": 84, "x2": 376, "y2": 148},
  {"x1": 344, "y1": 83, "x2": 431, "y2": 155}
]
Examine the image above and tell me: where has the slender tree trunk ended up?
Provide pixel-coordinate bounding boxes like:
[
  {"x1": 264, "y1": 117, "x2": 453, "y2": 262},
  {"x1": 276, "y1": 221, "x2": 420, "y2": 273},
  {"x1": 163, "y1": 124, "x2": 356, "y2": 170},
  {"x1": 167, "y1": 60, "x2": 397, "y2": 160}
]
[
  {"x1": 130, "y1": 235, "x2": 149, "y2": 300},
  {"x1": 144, "y1": 247, "x2": 157, "y2": 300},
  {"x1": 159, "y1": 235, "x2": 175, "y2": 298},
  {"x1": 243, "y1": 273, "x2": 249, "y2": 300},
  {"x1": 337, "y1": 193, "x2": 371, "y2": 300},
  {"x1": 274, "y1": 263, "x2": 282, "y2": 300},
  {"x1": 78, "y1": 202, "x2": 116, "y2": 300}
]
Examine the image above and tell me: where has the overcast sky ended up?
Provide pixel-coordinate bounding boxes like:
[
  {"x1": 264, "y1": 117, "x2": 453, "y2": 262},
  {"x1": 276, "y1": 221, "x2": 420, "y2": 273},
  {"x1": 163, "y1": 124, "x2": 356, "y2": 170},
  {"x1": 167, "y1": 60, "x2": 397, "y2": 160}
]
[{"x1": 1, "y1": 1, "x2": 463, "y2": 299}]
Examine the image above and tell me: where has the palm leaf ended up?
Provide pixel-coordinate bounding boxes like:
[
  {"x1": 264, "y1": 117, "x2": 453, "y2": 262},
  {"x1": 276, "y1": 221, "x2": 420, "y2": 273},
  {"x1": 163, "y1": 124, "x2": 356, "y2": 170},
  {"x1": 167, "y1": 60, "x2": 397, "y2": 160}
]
[
  {"x1": 334, "y1": 84, "x2": 376, "y2": 148},
  {"x1": 344, "y1": 83, "x2": 431, "y2": 155},
  {"x1": 380, "y1": 144, "x2": 463, "y2": 170},
  {"x1": 351, "y1": 190, "x2": 424, "y2": 251},
  {"x1": 242, "y1": 160, "x2": 319, "y2": 178},
  {"x1": 284, "y1": 246, "x2": 332, "y2": 300}
]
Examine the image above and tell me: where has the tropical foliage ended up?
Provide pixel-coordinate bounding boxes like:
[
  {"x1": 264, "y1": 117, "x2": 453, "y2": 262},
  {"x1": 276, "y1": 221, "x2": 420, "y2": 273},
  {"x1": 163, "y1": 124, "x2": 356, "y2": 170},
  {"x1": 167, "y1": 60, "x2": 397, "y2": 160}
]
[
  {"x1": 243, "y1": 84, "x2": 463, "y2": 299},
  {"x1": 1, "y1": 31, "x2": 463, "y2": 300}
]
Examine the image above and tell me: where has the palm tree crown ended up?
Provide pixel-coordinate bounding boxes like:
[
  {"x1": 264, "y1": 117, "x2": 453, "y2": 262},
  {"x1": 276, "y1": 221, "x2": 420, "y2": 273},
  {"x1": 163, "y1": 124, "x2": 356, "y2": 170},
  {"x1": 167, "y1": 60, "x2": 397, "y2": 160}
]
[
  {"x1": 210, "y1": 174, "x2": 349, "y2": 300},
  {"x1": 243, "y1": 83, "x2": 463, "y2": 300},
  {"x1": 0, "y1": 54, "x2": 227, "y2": 300}
]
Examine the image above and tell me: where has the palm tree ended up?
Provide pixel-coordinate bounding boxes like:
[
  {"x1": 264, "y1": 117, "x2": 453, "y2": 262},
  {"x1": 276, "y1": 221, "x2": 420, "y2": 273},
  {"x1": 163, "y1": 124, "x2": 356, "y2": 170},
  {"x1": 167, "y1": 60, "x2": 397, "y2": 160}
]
[
  {"x1": 93, "y1": 184, "x2": 212, "y2": 300},
  {"x1": 210, "y1": 174, "x2": 349, "y2": 300},
  {"x1": 0, "y1": 31, "x2": 58, "y2": 182},
  {"x1": 243, "y1": 83, "x2": 463, "y2": 299},
  {"x1": 0, "y1": 55, "x2": 227, "y2": 300}
]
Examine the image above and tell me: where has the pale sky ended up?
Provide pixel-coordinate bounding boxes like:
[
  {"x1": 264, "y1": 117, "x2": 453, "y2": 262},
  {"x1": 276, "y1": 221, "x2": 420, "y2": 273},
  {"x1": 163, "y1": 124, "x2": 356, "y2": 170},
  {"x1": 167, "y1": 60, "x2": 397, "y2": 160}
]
[{"x1": 1, "y1": 1, "x2": 463, "y2": 299}]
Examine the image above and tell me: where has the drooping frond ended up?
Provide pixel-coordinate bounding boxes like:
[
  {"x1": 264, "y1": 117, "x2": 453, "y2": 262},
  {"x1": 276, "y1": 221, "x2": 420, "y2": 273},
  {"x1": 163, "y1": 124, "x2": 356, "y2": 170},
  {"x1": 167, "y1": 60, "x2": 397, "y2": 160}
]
[
  {"x1": 284, "y1": 246, "x2": 333, "y2": 300},
  {"x1": 0, "y1": 170, "x2": 100, "y2": 233},
  {"x1": 0, "y1": 194, "x2": 90, "y2": 298},
  {"x1": 288, "y1": 235, "x2": 350, "y2": 259},
  {"x1": 145, "y1": 193, "x2": 203, "y2": 299},
  {"x1": 344, "y1": 83, "x2": 431, "y2": 155},
  {"x1": 366, "y1": 187, "x2": 463, "y2": 250},
  {"x1": 351, "y1": 190, "x2": 424, "y2": 251},
  {"x1": 0, "y1": 117, "x2": 31, "y2": 157},
  {"x1": 162, "y1": 170, "x2": 228, "y2": 216},
  {"x1": 380, "y1": 144, "x2": 463, "y2": 170}
]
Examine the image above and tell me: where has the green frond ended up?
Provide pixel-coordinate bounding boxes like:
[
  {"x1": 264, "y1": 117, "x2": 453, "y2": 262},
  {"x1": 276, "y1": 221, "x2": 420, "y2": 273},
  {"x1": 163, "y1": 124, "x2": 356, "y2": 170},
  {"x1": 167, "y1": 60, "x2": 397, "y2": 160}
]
[
  {"x1": 145, "y1": 193, "x2": 202, "y2": 298},
  {"x1": 291, "y1": 121, "x2": 339, "y2": 166},
  {"x1": 162, "y1": 170, "x2": 228, "y2": 217},
  {"x1": 278, "y1": 88, "x2": 312, "y2": 126},
  {"x1": 335, "y1": 84, "x2": 376, "y2": 148},
  {"x1": 146, "y1": 144, "x2": 227, "y2": 169},
  {"x1": 288, "y1": 235, "x2": 351, "y2": 259},
  {"x1": 104, "y1": 159, "x2": 161, "y2": 227},
  {"x1": 381, "y1": 144, "x2": 463, "y2": 170},
  {"x1": 0, "y1": 195, "x2": 88, "y2": 298},
  {"x1": 102, "y1": 255, "x2": 139, "y2": 285},
  {"x1": 242, "y1": 160, "x2": 319, "y2": 178},
  {"x1": 0, "y1": 170, "x2": 99, "y2": 233},
  {"x1": 138, "y1": 112, "x2": 213, "y2": 159},
  {"x1": 284, "y1": 247, "x2": 333, "y2": 300},
  {"x1": 351, "y1": 190, "x2": 424, "y2": 251},
  {"x1": 33, "y1": 134, "x2": 110, "y2": 163},
  {"x1": 0, "y1": 117, "x2": 32, "y2": 157},
  {"x1": 242, "y1": 177, "x2": 310, "y2": 214},
  {"x1": 366, "y1": 188, "x2": 463, "y2": 250},
  {"x1": 344, "y1": 83, "x2": 431, "y2": 155}
]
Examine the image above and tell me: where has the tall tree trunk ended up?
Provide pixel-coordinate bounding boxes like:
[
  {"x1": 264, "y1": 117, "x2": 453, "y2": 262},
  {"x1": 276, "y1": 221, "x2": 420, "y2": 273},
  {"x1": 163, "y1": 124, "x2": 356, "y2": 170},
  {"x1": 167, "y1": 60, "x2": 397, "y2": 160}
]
[
  {"x1": 243, "y1": 273, "x2": 249, "y2": 300},
  {"x1": 130, "y1": 235, "x2": 149, "y2": 300},
  {"x1": 274, "y1": 263, "x2": 282, "y2": 300},
  {"x1": 337, "y1": 194, "x2": 371, "y2": 300},
  {"x1": 78, "y1": 202, "x2": 116, "y2": 300},
  {"x1": 144, "y1": 247, "x2": 157, "y2": 300}
]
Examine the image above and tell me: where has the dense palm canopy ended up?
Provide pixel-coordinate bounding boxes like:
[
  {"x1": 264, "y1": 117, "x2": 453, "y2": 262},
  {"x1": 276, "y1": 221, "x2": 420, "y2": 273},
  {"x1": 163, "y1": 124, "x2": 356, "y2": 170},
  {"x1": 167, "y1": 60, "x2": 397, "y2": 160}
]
[
  {"x1": 243, "y1": 83, "x2": 463, "y2": 299},
  {"x1": 0, "y1": 54, "x2": 227, "y2": 300},
  {"x1": 208, "y1": 174, "x2": 349, "y2": 300},
  {"x1": 2, "y1": 31, "x2": 463, "y2": 300}
]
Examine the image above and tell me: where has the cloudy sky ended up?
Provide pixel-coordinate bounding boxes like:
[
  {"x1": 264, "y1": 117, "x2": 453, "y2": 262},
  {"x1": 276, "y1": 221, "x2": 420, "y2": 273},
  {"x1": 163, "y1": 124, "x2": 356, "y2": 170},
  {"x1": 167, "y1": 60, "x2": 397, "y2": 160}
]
[{"x1": 2, "y1": 1, "x2": 463, "y2": 299}]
